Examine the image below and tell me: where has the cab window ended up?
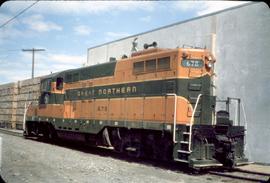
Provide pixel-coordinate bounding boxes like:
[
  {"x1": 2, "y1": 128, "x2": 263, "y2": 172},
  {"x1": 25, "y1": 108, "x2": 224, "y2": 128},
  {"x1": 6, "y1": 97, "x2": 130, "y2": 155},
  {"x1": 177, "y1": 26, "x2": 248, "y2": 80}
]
[
  {"x1": 41, "y1": 79, "x2": 51, "y2": 92},
  {"x1": 40, "y1": 92, "x2": 50, "y2": 105},
  {"x1": 56, "y1": 77, "x2": 63, "y2": 90}
]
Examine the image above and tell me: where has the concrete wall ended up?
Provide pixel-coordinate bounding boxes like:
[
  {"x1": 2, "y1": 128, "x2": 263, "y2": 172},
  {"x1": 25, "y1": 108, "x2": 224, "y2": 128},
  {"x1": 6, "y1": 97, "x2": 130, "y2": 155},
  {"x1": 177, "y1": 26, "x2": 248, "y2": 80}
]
[
  {"x1": 87, "y1": 2, "x2": 270, "y2": 163},
  {"x1": 0, "y1": 78, "x2": 40, "y2": 130},
  {"x1": 87, "y1": 15, "x2": 215, "y2": 65},
  {"x1": 215, "y1": 3, "x2": 270, "y2": 164}
]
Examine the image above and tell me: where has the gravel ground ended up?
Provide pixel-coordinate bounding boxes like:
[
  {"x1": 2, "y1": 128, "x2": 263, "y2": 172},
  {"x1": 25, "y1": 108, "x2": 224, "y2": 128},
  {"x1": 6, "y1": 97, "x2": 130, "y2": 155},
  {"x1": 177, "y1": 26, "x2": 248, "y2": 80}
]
[{"x1": 0, "y1": 132, "x2": 248, "y2": 183}]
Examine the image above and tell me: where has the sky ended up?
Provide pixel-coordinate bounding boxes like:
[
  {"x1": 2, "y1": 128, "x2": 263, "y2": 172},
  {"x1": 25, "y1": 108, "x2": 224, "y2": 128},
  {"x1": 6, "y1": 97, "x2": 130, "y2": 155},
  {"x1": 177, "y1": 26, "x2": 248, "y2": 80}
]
[{"x1": 0, "y1": 1, "x2": 249, "y2": 84}]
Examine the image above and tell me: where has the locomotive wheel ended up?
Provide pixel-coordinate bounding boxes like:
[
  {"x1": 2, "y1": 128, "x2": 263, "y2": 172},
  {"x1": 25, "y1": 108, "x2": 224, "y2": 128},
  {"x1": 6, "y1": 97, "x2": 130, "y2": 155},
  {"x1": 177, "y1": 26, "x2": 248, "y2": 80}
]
[
  {"x1": 48, "y1": 125, "x2": 58, "y2": 140},
  {"x1": 143, "y1": 134, "x2": 155, "y2": 159},
  {"x1": 158, "y1": 137, "x2": 173, "y2": 161},
  {"x1": 113, "y1": 141, "x2": 122, "y2": 153},
  {"x1": 42, "y1": 124, "x2": 57, "y2": 142},
  {"x1": 125, "y1": 141, "x2": 143, "y2": 158},
  {"x1": 110, "y1": 129, "x2": 123, "y2": 152},
  {"x1": 121, "y1": 135, "x2": 143, "y2": 158},
  {"x1": 47, "y1": 127, "x2": 54, "y2": 140},
  {"x1": 224, "y1": 152, "x2": 235, "y2": 168}
]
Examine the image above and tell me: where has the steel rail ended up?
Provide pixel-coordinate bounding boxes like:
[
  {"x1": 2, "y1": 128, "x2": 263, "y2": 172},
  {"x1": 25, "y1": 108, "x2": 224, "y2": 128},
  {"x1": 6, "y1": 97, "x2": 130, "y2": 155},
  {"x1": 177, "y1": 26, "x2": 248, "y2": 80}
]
[
  {"x1": 231, "y1": 167, "x2": 270, "y2": 177},
  {"x1": 208, "y1": 169, "x2": 270, "y2": 182},
  {"x1": 0, "y1": 128, "x2": 23, "y2": 137}
]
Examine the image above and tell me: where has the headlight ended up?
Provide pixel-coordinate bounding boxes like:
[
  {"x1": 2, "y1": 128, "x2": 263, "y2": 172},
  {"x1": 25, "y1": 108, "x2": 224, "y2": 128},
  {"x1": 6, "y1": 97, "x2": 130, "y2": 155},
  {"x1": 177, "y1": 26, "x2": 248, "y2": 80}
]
[{"x1": 207, "y1": 62, "x2": 213, "y2": 68}]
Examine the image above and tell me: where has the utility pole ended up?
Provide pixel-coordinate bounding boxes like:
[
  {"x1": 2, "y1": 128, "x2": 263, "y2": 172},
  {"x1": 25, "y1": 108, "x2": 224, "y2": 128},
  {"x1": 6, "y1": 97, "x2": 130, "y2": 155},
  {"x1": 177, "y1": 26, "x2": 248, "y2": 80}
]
[{"x1": 22, "y1": 48, "x2": 45, "y2": 78}]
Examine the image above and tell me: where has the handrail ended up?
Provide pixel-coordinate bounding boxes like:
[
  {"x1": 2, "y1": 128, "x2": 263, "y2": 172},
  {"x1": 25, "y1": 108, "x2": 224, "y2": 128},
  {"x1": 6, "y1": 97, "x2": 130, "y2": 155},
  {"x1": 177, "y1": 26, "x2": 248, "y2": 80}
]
[
  {"x1": 188, "y1": 94, "x2": 203, "y2": 152},
  {"x1": 241, "y1": 101, "x2": 248, "y2": 151},
  {"x1": 166, "y1": 93, "x2": 177, "y2": 143},
  {"x1": 23, "y1": 101, "x2": 32, "y2": 133}
]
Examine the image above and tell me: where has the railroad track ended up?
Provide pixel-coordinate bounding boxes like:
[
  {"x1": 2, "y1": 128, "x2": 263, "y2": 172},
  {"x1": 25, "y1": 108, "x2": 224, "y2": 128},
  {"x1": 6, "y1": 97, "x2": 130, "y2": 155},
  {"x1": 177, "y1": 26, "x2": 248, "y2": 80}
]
[
  {"x1": 209, "y1": 167, "x2": 270, "y2": 182},
  {"x1": 0, "y1": 128, "x2": 23, "y2": 137}
]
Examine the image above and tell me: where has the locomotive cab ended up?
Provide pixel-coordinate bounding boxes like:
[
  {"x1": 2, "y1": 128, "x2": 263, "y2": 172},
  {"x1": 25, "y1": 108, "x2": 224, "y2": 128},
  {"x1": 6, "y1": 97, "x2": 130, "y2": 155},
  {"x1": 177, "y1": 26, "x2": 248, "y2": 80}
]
[{"x1": 39, "y1": 78, "x2": 51, "y2": 105}]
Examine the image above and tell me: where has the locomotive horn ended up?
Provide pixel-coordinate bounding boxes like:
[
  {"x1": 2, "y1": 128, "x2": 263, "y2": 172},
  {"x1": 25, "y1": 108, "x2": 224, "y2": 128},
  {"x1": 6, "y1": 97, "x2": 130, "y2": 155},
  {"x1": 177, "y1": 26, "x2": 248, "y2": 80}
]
[{"x1": 144, "y1": 41, "x2": 157, "y2": 49}]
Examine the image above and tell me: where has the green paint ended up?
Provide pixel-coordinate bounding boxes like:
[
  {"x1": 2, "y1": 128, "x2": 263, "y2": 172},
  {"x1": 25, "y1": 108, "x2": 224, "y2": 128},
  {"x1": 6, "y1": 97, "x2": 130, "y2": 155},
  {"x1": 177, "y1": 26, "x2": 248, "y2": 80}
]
[
  {"x1": 65, "y1": 76, "x2": 211, "y2": 100},
  {"x1": 27, "y1": 116, "x2": 172, "y2": 134},
  {"x1": 61, "y1": 62, "x2": 116, "y2": 83},
  {"x1": 49, "y1": 93, "x2": 64, "y2": 104}
]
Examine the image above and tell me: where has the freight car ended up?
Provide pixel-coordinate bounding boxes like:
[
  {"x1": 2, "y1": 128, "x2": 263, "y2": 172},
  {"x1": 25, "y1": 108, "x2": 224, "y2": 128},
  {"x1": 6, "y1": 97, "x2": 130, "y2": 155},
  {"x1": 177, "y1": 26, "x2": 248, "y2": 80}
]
[{"x1": 23, "y1": 43, "x2": 248, "y2": 169}]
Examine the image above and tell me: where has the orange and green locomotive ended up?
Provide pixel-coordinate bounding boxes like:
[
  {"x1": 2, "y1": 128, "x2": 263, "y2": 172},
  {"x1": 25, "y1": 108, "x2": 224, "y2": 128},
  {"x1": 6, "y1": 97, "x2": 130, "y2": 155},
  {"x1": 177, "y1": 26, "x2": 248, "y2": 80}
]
[{"x1": 24, "y1": 45, "x2": 248, "y2": 169}]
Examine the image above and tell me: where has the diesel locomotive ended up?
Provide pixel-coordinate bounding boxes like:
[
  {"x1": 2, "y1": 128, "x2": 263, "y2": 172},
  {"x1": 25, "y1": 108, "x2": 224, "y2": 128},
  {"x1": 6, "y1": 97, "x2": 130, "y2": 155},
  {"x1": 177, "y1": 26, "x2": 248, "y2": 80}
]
[{"x1": 24, "y1": 44, "x2": 248, "y2": 169}]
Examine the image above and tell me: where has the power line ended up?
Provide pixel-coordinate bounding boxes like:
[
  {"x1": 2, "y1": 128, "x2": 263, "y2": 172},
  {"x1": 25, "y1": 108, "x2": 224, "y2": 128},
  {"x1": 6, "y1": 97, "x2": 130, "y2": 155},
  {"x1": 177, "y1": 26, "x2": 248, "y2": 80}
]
[{"x1": 0, "y1": 1, "x2": 39, "y2": 29}]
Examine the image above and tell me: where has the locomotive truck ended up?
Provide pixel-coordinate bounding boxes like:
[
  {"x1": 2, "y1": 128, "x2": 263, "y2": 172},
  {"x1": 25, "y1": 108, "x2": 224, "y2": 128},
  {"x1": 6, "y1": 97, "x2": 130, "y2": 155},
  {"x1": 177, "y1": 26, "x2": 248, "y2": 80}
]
[{"x1": 23, "y1": 43, "x2": 248, "y2": 169}]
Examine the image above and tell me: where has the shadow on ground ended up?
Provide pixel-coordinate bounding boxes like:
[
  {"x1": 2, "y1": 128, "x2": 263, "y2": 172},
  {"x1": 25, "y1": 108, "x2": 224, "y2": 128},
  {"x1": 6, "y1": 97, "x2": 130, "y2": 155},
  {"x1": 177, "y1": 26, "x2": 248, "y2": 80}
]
[{"x1": 24, "y1": 137, "x2": 202, "y2": 176}]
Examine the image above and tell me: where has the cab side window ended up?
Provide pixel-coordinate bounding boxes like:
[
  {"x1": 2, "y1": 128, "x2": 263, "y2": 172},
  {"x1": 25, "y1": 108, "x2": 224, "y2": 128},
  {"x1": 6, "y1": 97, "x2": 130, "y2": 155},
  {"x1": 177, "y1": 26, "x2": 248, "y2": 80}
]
[
  {"x1": 41, "y1": 79, "x2": 51, "y2": 92},
  {"x1": 40, "y1": 92, "x2": 50, "y2": 105},
  {"x1": 56, "y1": 77, "x2": 63, "y2": 90}
]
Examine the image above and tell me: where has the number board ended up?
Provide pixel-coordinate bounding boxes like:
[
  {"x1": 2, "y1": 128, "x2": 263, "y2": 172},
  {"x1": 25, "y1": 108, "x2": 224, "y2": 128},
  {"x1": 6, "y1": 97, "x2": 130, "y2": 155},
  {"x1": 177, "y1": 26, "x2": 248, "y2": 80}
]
[{"x1": 182, "y1": 59, "x2": 203, "y2": 68}]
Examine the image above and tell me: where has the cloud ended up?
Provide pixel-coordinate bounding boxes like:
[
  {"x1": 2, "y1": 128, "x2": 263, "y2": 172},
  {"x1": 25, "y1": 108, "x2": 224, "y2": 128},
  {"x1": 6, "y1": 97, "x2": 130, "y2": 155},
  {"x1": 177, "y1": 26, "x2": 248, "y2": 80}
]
[
  {"x1": 139, "y1": 16, "x2": 152, "y2": 22},
  {"x1": 0, "y1": 12, "x2": 24, "y2": 41},
  {"x1": 173, "y1": 1, "x2": 249, "y2": 16},
  {"x1": 35, "y1": 53, "x2": 85, "y2": 77},
  {"x1": 0, "y1": 25, "x2": 24, "y2": 41},
  {"x1": 74, "y1": 25, "x2": 92, "y2": 36},
  {"x1": 46, "y1": 53, "x2": 85, "y2": 65},
  {"x1": 0, "y1": 69, "x2": 28, "y2": 83},
  {"x1": 0, "y1": 52, "x2": 85, "y2": 83},
  {"x1": 173, "y1": 1, "x2": 199, "y2": 12},
  {"x1": 0, "y1": 12, "x2": 12, "y2": 25},
  {"x1": 106, "y1": 32, "x2": 130, "y2": 39},
  {"x1": 196, "y1": 1, "x2": 249, "y2": 16},
  {"x1": 4, "y1": 1, "x2": 155, "y2": 15},
  {"x1": 22, "y1": 14, "x2": 62, "y2": 32},
  {"x1": 0, "y1": 53, "x2": 32, "y2": 83}
]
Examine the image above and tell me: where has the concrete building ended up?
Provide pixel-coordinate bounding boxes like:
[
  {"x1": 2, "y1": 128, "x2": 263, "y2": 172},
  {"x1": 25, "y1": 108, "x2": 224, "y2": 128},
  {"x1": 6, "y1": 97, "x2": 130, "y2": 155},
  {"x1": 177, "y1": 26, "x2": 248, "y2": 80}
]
[{"x1": 87, "y1": 2, "x2": 270, "y2": 164}]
